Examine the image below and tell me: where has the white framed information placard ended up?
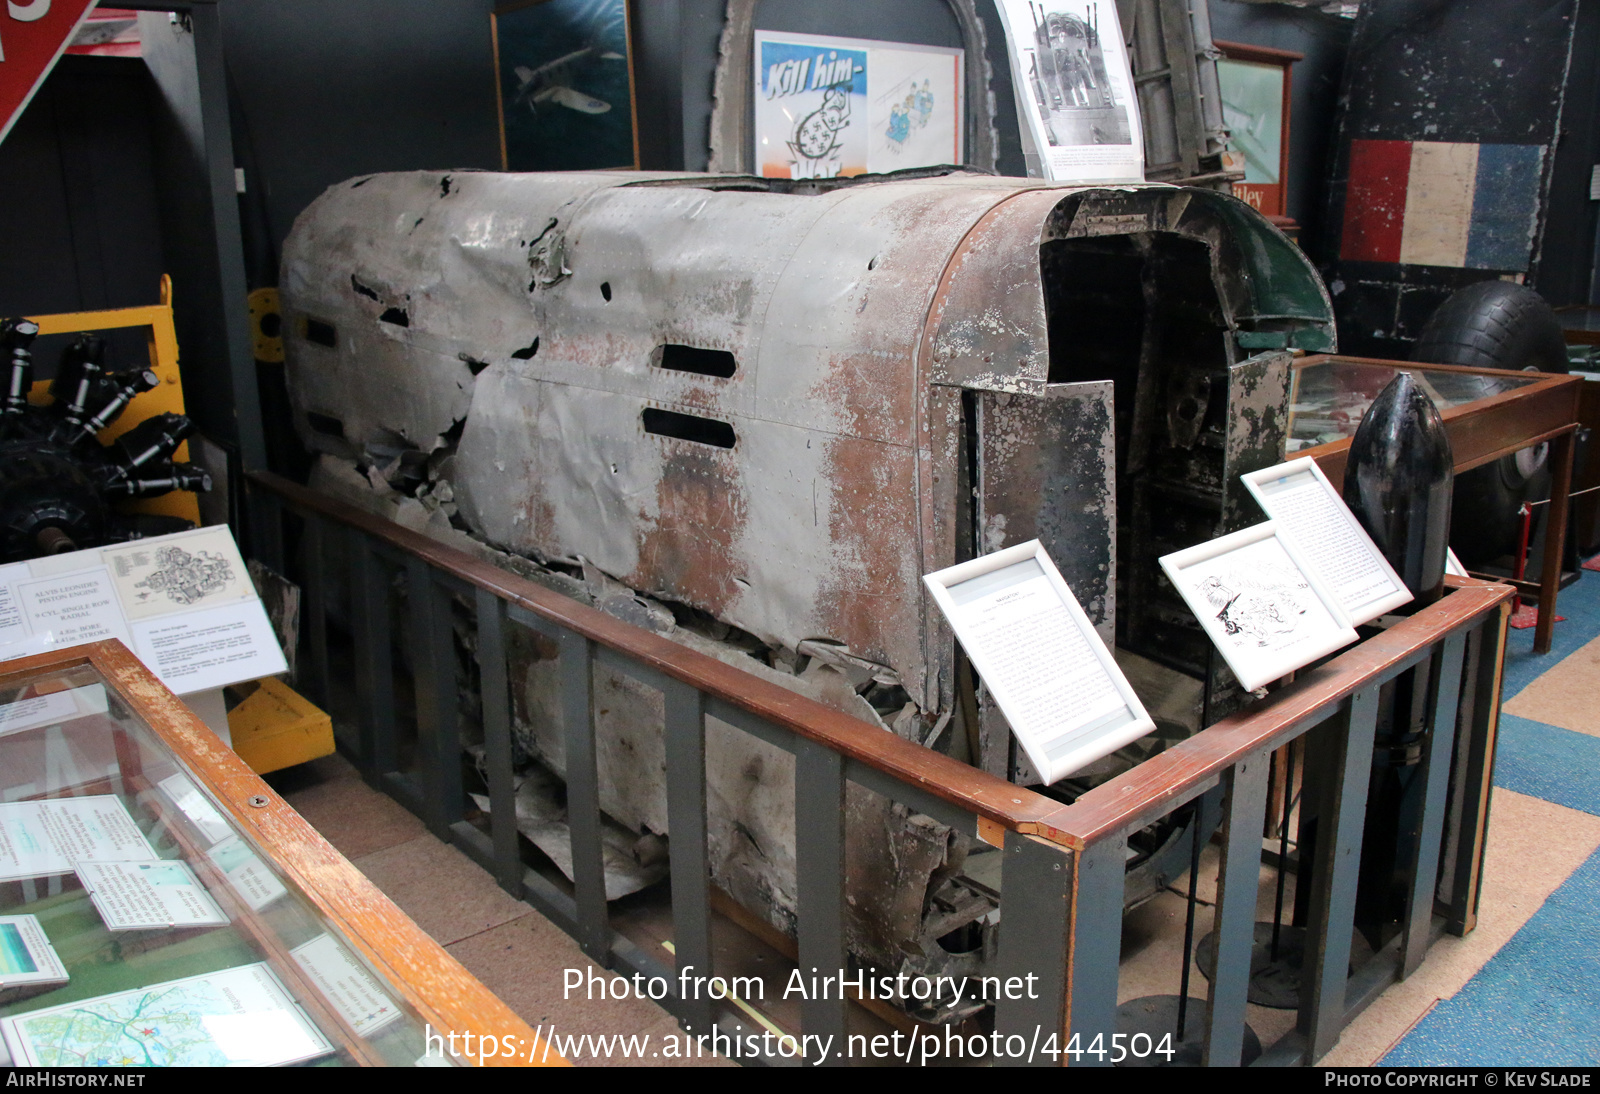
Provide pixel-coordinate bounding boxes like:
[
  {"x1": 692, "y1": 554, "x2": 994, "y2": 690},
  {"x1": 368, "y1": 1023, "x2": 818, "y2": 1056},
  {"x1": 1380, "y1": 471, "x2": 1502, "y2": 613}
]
[
  {"x1": 1241, "y1": 457, "x2": 1413, "y2": 625},
  {"x1": 0, "y1": 525, "x2": 285, "y2": 696},
  {"x1": 1160, "y1": 522, "x2": 1359, "y2": 692},
  {"x1": 923, "y1": 540, "x2": 1154, "y2": 785}
]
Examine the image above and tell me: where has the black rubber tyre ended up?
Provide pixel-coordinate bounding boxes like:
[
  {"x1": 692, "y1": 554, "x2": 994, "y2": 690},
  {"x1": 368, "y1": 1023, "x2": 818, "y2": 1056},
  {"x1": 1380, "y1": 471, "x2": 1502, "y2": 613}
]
[
  {"x1": 1410, "y1": 281, "x2": 1568, "y2": 566},
  {"x1": 1411, "y1": 280, "x2": 1569, "y2": 373}
]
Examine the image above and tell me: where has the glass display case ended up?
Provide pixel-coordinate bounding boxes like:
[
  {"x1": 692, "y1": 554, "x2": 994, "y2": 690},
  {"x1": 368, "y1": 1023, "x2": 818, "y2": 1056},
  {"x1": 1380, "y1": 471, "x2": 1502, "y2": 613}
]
[
  {"x1": 0, "y1": 640, "x2": 547, "y2": 1068},
  {"x1": 1286, "y1": 354, "x2": 1581, "y2": 653},
  {"x1": 1288, "y1": 357, "x2": 1548, "y2": 452}
]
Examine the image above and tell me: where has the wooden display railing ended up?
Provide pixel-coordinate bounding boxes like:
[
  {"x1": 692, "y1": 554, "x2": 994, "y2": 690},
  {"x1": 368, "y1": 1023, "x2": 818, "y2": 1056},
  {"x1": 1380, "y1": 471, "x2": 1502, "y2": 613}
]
[{"x1": 249, "y1": 470, "x2": 1513, "y2": 1066}]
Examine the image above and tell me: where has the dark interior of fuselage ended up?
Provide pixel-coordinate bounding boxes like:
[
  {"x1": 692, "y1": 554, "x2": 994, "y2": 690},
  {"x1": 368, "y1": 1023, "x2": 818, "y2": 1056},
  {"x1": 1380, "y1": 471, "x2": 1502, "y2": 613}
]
[{"x1": 1039, "y1": 228, "x2": 1236, "y2": 686}]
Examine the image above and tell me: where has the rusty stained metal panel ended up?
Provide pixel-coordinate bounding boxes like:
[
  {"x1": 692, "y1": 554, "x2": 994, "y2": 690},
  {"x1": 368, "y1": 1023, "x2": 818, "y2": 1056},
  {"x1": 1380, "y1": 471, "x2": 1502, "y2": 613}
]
[
  {"x1": 925, "y1": 187, "x2": 1065, "y2": 394},
  {"x1": 976, "y1": 382, "x2": 1117, "y2": 641},
  {"x1": 971, "y1": 383, "x2": 1115, "y2": 785},
  {"x1": 282, "y1": 169, "x2": 1333, "y2": 736},
  {"x1": 1221, "y1": 350, "x2": 1293, "y2": 533},
  {"x1": 1055, "y1": 187, "x2": 1197, "y2": 246},
  {"x1": 290, "y1": 171, "x2": 1031, "y2": 716},
  {"x1": 279, "y1": 169, "x2": 1339, "y2": 712},
  {"x1": 922, "y1": 384, "x2": 968, "y2": 718}
]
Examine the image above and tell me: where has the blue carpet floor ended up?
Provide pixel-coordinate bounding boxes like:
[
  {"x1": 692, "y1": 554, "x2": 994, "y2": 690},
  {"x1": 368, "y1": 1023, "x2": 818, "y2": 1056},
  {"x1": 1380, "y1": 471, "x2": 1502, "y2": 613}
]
[{"x1": 1381, "y1": 570, "x2": 1600, "y2": 1066}]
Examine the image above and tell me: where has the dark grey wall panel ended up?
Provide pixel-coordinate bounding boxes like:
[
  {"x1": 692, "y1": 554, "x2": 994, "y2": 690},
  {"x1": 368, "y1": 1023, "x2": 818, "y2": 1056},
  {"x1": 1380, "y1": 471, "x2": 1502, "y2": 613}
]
[
  {"x1": 648, "y1": 0, "x2": 725, "y2": 171},
  {"x1": 0, "y1": 56, "x2": 166, "y2": 376},
  {"x1": 677, "y1": 0, "x2": 727, "y2": 172},
  {"x1": 0, "y1": 56, "x2": 166, "y2": 318},
  {"x1": 218, "y1": 0, "x2": 501, "y2": 254},
  {"x1": 1538, "y1": 0, "x2": 1600, "y2": 306},
  {"x1": 753, "y1": 0, "x2": 961, "y2": 44},
  {"x1": 633, "y1": 0, "x2": 686, "y2": 170}
]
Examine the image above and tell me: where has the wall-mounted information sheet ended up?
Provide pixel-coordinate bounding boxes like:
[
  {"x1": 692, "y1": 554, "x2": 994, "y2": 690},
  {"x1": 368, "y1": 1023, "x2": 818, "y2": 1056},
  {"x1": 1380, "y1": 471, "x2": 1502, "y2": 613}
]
[
  {"x1": 0, "y1": 526, "x2": 285, "y2": 696},
  {"x1": 1242, "y1": 458, "x2": 1412, "y2": 625},
  {"x1": 925, "y1": 540, "x2": 1155, "y2": 785},
  {"x1": 994, "y1": 0, "x2": 1144, "y2": 183}
]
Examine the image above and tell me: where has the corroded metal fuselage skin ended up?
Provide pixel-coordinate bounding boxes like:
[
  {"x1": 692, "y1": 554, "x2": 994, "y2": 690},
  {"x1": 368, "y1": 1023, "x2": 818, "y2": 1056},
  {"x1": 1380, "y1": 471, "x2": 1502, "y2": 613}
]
[
  {"x1": 282, "y1": 170, "x2": 1329, "y2": 715},
  {"x1": 280, "y1": 170, "x2": 1334, "y2": 975}
]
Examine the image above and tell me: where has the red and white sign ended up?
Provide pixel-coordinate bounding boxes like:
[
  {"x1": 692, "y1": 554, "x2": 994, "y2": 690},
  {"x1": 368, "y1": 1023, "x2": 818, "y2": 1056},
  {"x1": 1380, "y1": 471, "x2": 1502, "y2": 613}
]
[{"x1": 0, "y1": 0, "x2": 100, "y2": 146}]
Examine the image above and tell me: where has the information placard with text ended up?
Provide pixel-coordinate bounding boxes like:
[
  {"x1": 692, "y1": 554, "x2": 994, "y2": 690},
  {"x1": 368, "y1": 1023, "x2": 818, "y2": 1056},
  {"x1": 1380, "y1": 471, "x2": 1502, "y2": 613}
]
[
  {"x1": 0, "y1": 525, "x2": 285, "y2": 695},
  {"x1": 924, "y1": 540, "x2": 1154, "y2": 785}
]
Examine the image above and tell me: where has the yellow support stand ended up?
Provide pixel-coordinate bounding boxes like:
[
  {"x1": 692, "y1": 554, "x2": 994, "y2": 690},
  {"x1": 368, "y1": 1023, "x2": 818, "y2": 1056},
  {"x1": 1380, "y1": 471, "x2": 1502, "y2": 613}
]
[
  {"x1": 25, "y1": 275, "x2": 200, "y2": 527},
  {"x1": 225, "y1": 678, "x2": 336, "y2": 775}
]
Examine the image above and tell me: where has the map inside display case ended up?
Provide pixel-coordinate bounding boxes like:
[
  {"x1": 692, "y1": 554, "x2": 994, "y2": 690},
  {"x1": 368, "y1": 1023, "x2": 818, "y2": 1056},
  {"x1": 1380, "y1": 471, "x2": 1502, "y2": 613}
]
[{"x1": 0, "y1": 643, "x2": 540, "y2": 1067}]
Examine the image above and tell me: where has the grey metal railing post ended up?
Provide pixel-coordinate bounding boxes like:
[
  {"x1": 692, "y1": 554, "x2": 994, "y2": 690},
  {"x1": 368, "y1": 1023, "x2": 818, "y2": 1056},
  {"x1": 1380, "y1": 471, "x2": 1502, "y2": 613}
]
[
  {"x1": 1067, "y1": 832, "x2": 1126, "y2": 1065},
  {"x1": 407, "y1": 557, "x2": 463, "y2": 837},
  {"x1": 476, "y1": 589, "x2": 522, "y2": 895},
  {"x1": 349, "y1": 529, "x2": 396, "y2": 781},
  {"x1": 1299, "y1": 686, "x2": 1380, "y2": 1061},
  {"x1": 795, "y1": 739, "x2": 847, "y2": 1060},
  {"x1": 301, "y1": 514, "x2": 329, "y2": 708},
  {"x1": 559, "y1": 631, "x2": 610, "y2": 963},
  {"x1": 1204, "y1": 747, "x2": 1271, "y2": 1066},
  {"x1": 663, "y1": 679, "x2": 714, "y2": 1037},
  {"x1": 1400, "y1": 631, "x2": 1467, "y2": 976},
  {"x1": 1446, "y1": 610, "x2": 1507, "y2": 935},
  {"x1": 995, "y1": 830, "x2": 1075, "y2": 1066}
]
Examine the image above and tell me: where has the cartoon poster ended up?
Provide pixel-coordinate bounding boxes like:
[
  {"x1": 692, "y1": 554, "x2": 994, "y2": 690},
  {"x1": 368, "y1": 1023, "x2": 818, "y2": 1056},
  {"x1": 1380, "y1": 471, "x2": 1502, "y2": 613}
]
[
  {"x1": 754, "y1": 31, "x2": 963, "y2": 180},
  {"x1": 995, "y1": 0, "x2": 1143, "y2": 183}
]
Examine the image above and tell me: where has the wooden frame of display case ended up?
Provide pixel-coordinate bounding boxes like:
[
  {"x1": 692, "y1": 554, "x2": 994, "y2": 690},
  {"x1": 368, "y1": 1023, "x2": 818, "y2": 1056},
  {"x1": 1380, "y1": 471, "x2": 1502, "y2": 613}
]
[
  {"x1": 1292, "y1": 354, "x2": 1582, "y2": 654},
  {"x1": 0, "y1": 639, "x2": 560, "y2": 1068}
]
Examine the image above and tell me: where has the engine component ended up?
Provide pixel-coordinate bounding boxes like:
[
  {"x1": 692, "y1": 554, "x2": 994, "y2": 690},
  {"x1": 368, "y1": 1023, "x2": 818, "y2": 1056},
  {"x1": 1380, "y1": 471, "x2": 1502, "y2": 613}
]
[{"x1": 0, "y1": 320, "x2": 211, "y2": 562}]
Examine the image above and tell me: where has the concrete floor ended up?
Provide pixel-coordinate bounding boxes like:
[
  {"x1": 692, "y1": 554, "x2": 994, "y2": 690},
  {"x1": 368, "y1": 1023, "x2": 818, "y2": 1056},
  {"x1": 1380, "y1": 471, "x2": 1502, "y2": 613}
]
[{"x1": 263, "y1": 568, "x2": 1600, "y2": 1067}]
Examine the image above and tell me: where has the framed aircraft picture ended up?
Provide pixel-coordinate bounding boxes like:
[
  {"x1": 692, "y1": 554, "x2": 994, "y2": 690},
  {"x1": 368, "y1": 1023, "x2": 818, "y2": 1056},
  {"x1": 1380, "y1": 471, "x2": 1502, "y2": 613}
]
[{"x1": 493, "y1": 0, "x2": 639, "y2": 171}]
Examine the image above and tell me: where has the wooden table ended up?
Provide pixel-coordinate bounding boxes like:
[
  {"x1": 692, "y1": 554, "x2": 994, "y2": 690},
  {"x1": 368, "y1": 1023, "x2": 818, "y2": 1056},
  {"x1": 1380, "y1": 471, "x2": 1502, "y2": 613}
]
[
  {"x1": 1289, "y1": 354, "x2": 1581, "y2": 654},
  {"x1": 0, "y1": 640, "x2": 563, "y2": 1067}
]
